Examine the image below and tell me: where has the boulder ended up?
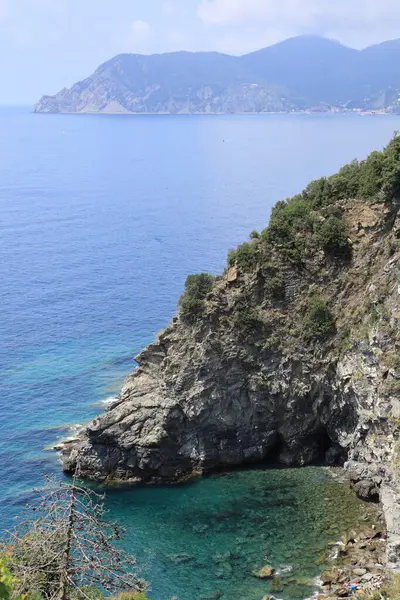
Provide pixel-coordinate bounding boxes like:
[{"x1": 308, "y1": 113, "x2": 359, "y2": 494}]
[
  {"x1": 320, "y1": 569, "x2": 341, "y2": 585},
  {"x1": 227, "y1": 266, "x2": 238, "y2": 283},
  {"x1": 255, "y1": 565, "x2": 274, "y2": 579}
]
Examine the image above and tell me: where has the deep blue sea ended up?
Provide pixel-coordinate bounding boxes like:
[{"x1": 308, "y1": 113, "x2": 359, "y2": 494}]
[{"x1": 0, "y1": 107, "x2": 397, "y2": 599}]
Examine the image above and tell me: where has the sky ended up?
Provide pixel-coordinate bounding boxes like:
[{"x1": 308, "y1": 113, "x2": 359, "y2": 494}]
[{"x1": 1, "y1": 0, "x2": 400, "y2": 104}]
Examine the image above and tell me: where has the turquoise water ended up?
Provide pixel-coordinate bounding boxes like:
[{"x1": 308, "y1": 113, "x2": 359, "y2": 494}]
[
  {"x1": 106, "y1": 467, "x2": 373, "y2": 600},
  {"x1": 0, "y1": 107, "x2": 396, "y2": 598}
]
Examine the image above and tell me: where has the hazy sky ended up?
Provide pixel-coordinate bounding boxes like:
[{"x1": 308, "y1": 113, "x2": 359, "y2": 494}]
[{"x1": 2, "y1": 0, "x2": 400, "y2": 103}]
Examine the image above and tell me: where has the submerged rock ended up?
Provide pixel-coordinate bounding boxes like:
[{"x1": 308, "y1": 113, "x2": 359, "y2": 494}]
[
  {"x1": 193, "y1": 524, "x2": 209, "y2": 534},
  {"x1": 167, "y1": 553, "x2": 196, "y2": 565},
  {"x1": 199, "y1": 592, "x2": 222, "y2": 600},
  {"x1": 270, "y1": 576, "x2": 284, "y2": 593},
  {"x1": 255, "y1": 566, "x2": 275, "y2": 579}
]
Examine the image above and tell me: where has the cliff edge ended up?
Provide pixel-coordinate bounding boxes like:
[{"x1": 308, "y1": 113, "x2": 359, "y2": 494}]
[{"x1": 63, "y1": 138, "x2": 400, "y2": 563}]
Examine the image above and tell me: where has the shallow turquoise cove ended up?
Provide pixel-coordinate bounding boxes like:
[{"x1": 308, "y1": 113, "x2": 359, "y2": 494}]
[{"x1": 104, "y1": 467, "x2": 371, "y2": 600}]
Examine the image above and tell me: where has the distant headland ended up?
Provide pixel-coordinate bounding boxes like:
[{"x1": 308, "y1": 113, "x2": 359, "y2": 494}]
[{"x1": 34, "y1": 35, "x2": 400, "y2": 115}]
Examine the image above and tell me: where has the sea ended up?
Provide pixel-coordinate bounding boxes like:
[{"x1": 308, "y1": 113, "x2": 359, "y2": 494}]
[{"x1": 0, "y1": 107, "x2": 397, "y2": 600}]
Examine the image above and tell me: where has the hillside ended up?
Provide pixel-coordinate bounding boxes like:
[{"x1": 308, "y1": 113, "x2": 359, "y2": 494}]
[
  {"x1": 63, "y1": 137, "x2": 400, "y2": 564},
  {"x1": 34, "y1": 36, "x2": 400, "y2": 114}
]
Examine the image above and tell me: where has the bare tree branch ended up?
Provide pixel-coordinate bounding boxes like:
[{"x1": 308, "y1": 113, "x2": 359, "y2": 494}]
[{"x1": 1, "y1": 475, "x2": 147, "y2": 600}]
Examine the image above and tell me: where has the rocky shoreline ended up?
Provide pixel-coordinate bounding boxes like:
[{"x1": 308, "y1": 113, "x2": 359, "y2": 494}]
[
  {"x1": 59, "y1": 434, "x2": 399, "y2": 598},
  {"x1": 316, "y1": 516, "x2": 388, "y2": 600},
  {"x1": 252, "y1": 477, "x2": 389, "y2": 600},
  {"x1": 158, "y1": 467, "x2": 390, "y2": 600},
  {"x1": 61, "y1": 141, "x2": 400, "y2": 590},
  {"x1": 34, "y1": 108, "x2": 397, "y2": 116}
]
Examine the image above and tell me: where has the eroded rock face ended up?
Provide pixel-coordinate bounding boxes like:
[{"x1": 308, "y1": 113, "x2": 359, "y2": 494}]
[
  {"x1": 63, "y1": 341, "x2": 354, "y2": 482},
  {"x1": 62, "y1": 196, "x2": 400, "y2": 561},
  {"x1": 64, "y1": 200, "x2": 399, "y2": 481}
]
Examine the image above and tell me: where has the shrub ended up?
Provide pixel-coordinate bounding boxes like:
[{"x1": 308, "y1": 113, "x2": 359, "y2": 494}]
[
  {"x1": 358, "y1": 150, "x2": 384, "y2": 198},
  {"x1": 0, "y1": 558, "x2": 29, "y2": 600},
  {"x1": 0, "y1": 559, "x2": 14, "y2": 600},
  {"x1": 303, "y1": 296, "x2": 336, "y2": 340},
  {"x1": 316, "y1": 216, "x2": 352, "y2": 259},
  {"x1": 353, "y1": 133, "x2": 400, "y2": 202},
  {"x1": 279, "y1": 246, "x2": 305, "y2": 266},
  {"x1": 264, "y1": 275, "x2": 285, "y2": 301},
  {"x1": 329, "y1": 161, "x2": 361, "y2": 200},
  {"x1": 179, "y1": 273, "x2": 215, "y2": 323},
  {"x1": 250, "y1": 230, "x2": 260, "y2": 240},
  {"x1": 267, "y1": 199, "x2": 313, "y2": 245},
  {"x1": 228, "y1": 242, "x2": 259, "y2": 272},
  {"x1": 262, "y1": 198, "x2": 315, "y2": 265},
  {"x1": 235, "y1": 307, "x2": 261, "y2": 332},
  {"x1": 381, "y1": 573, "x2": 400, "y2": 600},
  {"x1": 381, "y1": 133, "x2": 400, "y2": 200},
  {"x1": 303, "y1": 177, "x2": 334, "y2": 209},
  {"x1": 260, "y1": 135, "x2": 400, "y2": 264},
  {"x1": 227, "y1": 249, "x2": 237, "y2": 267},
  {"x1": 180, "y1": 297, "x2": 207, "y2": 323},
  {"x1": 184, "y1": 273, "x2": 215, "y2": 299}
]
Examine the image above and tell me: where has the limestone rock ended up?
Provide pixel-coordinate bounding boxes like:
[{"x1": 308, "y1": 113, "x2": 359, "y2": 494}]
[
  {"x1": 255, "y1": 565, "x2": 275, "y2": 579},
  {"x1": 227, "y1": 266, "x2": 238, "y2": 283}
]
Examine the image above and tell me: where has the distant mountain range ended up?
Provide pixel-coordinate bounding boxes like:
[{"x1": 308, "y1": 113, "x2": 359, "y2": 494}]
[{"x1": 34, "y1": 36, "x2": 400, "y2": 114}]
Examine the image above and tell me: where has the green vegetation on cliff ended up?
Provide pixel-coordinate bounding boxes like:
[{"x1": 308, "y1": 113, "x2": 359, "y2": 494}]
[
  {"x1": 303, "y1": 295, "x2": 336, "y2": 340},
  {"x1": 0, "y1": 560, "x2": 18, "y2": 600},
  {"x1": 181, "y1": 134, "x2": 400, "y2": 345},
  {"x1": 179, "y1": 273, "x2": 215, "y2": 323}
]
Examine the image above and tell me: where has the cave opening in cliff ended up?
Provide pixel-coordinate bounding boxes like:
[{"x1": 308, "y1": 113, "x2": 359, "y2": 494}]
[
  {"x1": 262, "y1": 427, "x2": 347, "y2": 468},
  {"x1": 308, "y1": 426, "x2": 347, "y2": 466}
]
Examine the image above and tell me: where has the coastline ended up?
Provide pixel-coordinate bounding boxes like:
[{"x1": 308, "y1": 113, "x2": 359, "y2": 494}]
[
  {"x1": 32, "y1": 109, "x2": 398, "y2": 116},
  {"x1": 57, "y1": 408, "x2": 396, "y2": 595},
  {"x1": 57, "y1": 434, "x2": 391, "y2": 599}
]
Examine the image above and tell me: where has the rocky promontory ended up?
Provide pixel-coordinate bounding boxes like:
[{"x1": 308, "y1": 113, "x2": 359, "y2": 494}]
[
  {"x1": 34, "y1": 36, "x2": 400, "y2": 114},
  {"x1": 63, "y1": 138, "x2": 400, "y2": 564}
]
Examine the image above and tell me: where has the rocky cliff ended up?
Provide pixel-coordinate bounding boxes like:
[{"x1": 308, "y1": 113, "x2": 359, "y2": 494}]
[
  {"x1": 35, "y1": 36, "x2": 400, "y2": 114},
  {"x1": 63, "y1": 138, "x2": 400, "y2": 562}
]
